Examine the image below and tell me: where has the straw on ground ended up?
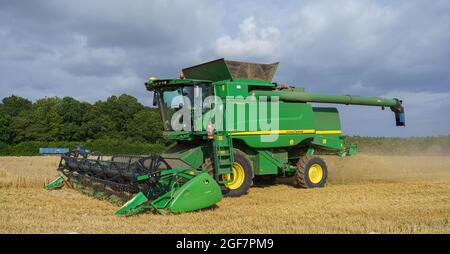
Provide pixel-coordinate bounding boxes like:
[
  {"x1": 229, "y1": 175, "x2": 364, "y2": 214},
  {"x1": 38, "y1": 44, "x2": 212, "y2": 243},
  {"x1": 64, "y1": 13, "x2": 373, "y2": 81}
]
[{"x1": 1, "y1": 155, "x2": 449, "y2": 233}]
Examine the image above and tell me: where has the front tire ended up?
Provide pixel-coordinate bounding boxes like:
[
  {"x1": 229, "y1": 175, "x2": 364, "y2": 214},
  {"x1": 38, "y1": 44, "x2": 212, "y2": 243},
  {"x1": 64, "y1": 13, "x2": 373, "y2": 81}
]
[
  {"x1": 222, "y1": 149, "x2": 253, "y2": 197},
  {"x1": 294, "y1": 155, "x2": 328, "y2": 188}
]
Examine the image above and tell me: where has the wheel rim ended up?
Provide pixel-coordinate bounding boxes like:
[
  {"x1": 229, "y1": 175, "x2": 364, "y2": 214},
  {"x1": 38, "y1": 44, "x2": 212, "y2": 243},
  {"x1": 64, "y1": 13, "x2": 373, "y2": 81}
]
[
  {"x1": 224, "y1": 162, "x2": 245, "y2": 190},
  {"x1": 308, "y1": 163, "x2": 323, "y2": 184}
]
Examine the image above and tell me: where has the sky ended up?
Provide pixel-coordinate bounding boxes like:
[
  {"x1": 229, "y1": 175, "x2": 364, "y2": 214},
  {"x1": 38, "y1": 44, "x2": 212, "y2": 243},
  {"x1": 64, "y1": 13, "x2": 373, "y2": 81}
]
[{"x1": 0, "y1": 0, "x2": 449, "y2": 137}]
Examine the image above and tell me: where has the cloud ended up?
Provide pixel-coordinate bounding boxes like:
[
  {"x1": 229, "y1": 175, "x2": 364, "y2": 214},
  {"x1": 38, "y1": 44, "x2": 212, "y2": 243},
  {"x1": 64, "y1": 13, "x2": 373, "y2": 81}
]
[
  {"x1": 61, "y1": 35, "x2": 128, "y2": 77},
  {"x1": 0, "y1": 0, "x2": 221, "y2": 103},
  {"x1": 213, "y1": 0, "x2": 450, "y2": 93},
  {"x1": 0, "y1": 0, "x2": 449, "y2": 136},
  {"x1": 214, "y1": 17, "x2": 280, "y2": 61}
]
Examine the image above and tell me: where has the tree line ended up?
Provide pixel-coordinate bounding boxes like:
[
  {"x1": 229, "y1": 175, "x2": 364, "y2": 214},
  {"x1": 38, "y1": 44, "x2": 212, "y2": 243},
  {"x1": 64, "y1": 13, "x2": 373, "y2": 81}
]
[
  {"x1": 0, "y1": 94, "x2": 166, "y2": 155},
  {"x1": 1, "y1": 94, "x2": 448, "y2": 156}
]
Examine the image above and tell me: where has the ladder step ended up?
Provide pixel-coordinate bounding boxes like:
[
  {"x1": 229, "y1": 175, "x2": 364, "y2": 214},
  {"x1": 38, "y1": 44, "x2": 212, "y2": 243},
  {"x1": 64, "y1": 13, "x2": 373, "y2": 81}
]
[{"x1": 213, "y1": 134, "x2": 234, "y2": 177}]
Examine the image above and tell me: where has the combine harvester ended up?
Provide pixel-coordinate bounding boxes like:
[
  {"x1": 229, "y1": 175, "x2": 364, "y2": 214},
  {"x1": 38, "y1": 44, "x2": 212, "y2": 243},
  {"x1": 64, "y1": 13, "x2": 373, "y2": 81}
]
[{"x1": 46, "y1": 59, "x2": 405, "y2": 215}]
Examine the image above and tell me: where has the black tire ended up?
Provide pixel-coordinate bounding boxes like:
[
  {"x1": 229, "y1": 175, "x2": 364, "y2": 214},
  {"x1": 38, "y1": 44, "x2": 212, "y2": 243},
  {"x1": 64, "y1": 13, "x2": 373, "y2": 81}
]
[
  {"x1": 253, "y1": 175, "x2": 277, "y2": 186},
  {"x1": 294, "y1": 155, "x2": 328, "y2": 188},
  {"x1": 223, "y1": 149, "x2": 253, "y2": 197}
]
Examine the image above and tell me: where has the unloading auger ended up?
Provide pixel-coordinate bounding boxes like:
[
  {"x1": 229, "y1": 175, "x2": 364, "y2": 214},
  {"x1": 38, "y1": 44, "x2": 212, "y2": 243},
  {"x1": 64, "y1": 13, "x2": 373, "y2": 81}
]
[{"x1": 46, "y1": 151, "x2": 222, "y2": 215}]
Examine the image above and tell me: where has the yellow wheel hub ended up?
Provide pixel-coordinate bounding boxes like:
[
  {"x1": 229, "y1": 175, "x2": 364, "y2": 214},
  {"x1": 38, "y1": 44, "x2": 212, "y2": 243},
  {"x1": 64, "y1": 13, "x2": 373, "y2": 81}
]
[
  {"x1": 308, "y1": 163, "x2": 324, "y2": 184},
  {"x1": 223, "y1": 162, "x2": 245, "y2": 190}
]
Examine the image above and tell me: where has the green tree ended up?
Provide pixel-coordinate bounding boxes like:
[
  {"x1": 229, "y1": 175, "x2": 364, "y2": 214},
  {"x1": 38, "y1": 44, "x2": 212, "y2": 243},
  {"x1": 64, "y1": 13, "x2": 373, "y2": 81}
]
[
  {"x1": 82, "y1": 103, "x2": 118, "y2": 140},
  {"x1": 1, "y1": 93, "x2": 166, "y2": 147},
  {"x1": 12, "y1": 97, "x2": 63, "y2": 142},
  {"x1": 0, "y1": 110, "x2": 12, "y2": 143},
  {"x1": 2, "y1": 95, "x2": 32, "y2": 117},
  {"x1": 126, "y1": 109, "x2": 163, "y2": 143},
  {"x1": 57, "y1": 97, "x2": 86, "y2": 123},
  {"x1": 57, "y1": 97, "x2": 89, "y2": 141},
  {"x1": 98, "y1": 94, "x2": 144, "y2": 135}
]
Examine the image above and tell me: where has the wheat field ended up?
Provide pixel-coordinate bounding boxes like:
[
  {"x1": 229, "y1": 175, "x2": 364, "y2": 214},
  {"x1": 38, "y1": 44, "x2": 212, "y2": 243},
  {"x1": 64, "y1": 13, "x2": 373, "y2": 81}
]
[{"x1": 1, "y1": 155, "x2": 450, "y2": 234}]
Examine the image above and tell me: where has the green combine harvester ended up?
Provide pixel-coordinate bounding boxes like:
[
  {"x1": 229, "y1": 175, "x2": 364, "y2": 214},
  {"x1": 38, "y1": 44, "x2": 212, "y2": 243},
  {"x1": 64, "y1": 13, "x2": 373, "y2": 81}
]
[{"x1": 46, "y1": 58, "x2": 405, "y2": 215}]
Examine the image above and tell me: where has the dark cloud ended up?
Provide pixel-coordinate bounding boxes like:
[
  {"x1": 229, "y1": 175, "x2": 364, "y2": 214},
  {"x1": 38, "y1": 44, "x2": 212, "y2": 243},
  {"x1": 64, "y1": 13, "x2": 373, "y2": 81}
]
[
  {"x1": 0, "y1": 0, "x2": 449, "y2": 136},
  {"x1": 0, "y1": 0, "x2": 220, "y2": 104}
]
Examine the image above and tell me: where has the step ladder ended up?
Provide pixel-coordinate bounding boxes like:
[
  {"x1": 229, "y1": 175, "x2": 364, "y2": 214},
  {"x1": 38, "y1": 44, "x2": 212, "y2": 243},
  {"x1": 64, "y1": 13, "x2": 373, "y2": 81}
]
[{"x1": 213, "y1": 133, "x2": 234, "y2": 183}]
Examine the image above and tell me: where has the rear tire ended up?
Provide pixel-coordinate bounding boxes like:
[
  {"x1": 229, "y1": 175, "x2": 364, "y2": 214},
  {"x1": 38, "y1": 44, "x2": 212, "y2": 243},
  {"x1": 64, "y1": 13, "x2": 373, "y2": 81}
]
[
  {"x1": 223, "y1": 149, "x2": 253, "y2": 197},
  {"x1": 294, "y1": 155, "x2": 328, "y2": 188}
]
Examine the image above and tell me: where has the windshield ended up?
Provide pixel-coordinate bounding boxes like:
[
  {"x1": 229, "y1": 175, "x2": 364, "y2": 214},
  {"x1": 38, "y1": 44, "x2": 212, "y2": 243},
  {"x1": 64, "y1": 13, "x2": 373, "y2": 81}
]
[{"x1": 156, "y1": 84, "x2": 211, "y2": 131}]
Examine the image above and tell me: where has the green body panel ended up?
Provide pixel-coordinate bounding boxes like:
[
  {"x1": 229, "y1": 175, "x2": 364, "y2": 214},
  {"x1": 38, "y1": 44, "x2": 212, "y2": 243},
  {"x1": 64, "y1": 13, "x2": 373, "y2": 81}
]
[
  {"x1": 226, "y1": 101, "x2": 315, "y2": 132},
  {"x1": 311, "y1": 135, "x2": 344, "y2": 150},
  {"x1": 114, "y1": 192, "x2": 149, "y2": 215},
  {"x1": 306, "y1": 147, "x2": 315, "y2": 156},
  {"x1": 215, "y1": 80, "x2": 319, "y2": 150},
  {"x1": 313, "y1": 107, "x2": 341, "y2": 131},
  {"x1": 136, "y1": 175, "x2": 150, "y2": 181},
  {"x1": 183, "y1": 59, "x2": 233, "y2": 82},
  {"x1": 163, "y1": 131, "x2": 194, "y2": 141},
  {"x1": 45, "y1": 176, "x2": 65, "y2": 190},
  {"x1": 161, "y1": 143, "x2": 207, "y2": 170},
  {"x1": 169, "y1": 172, "x2": 222, "y2": 213},
  {"x1": 179, "y1": 146, "x2": 205, "y2": 170},
  {"x1": 347, "y1": 143, "x2": 358, "y2": 156},
  {"x1": 254, "y1": 150, "x2": 287, "y2": 175},
  {"x1": 228, "y1": 102, "x2": 317, "y2": 149},
  {"x1": 232, "y1": 134, "x2": 310, "y2": 148},
  {"x1": 114, "y1": 170, "x2": 221, "y2": 215}
]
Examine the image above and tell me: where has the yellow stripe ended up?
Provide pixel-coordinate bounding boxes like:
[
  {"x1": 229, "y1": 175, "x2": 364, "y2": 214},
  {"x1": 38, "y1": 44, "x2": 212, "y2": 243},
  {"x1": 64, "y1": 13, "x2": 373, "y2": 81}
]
[
  {"x1": 229, "y1": 129, "x2": 341, "y2": 136},
  {"x1": 315, "y1": 130, "x2": 342, "y2": 135},
  {"x1": 230, "y1": 130, "x2": 286, "y2": 136}
]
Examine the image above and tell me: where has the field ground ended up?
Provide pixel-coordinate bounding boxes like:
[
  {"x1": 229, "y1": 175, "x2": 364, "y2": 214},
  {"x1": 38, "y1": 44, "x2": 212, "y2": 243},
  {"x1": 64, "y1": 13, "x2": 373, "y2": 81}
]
[{"x1": 1, "y1": 155, "x2": 450, "y2": 233}]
